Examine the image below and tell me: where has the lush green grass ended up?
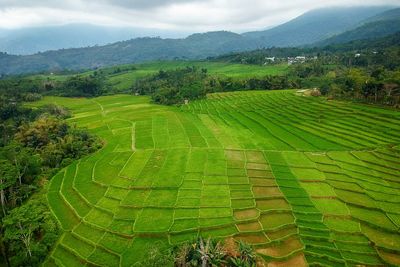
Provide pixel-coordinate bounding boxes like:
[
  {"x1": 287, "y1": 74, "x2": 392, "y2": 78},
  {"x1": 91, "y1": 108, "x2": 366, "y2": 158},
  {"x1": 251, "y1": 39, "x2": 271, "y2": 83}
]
[
  {"x1": 33, "y1": 61, "x2": 288, "y2": 93},
  {"x1": 35, "y1": 90, "x2": 400, "y2": 266}
]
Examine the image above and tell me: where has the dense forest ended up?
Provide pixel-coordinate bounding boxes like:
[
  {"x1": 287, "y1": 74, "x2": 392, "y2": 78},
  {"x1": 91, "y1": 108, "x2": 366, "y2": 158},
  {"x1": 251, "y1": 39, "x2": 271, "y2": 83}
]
[
  {"x1": 132, "y1": 67, "x2": 293, "y2": 105},
  {"x1": 131, "y1": 34, "x2": 400, "y2": 106},
  {"x1": 0, "y1": 85, "x2": 102, "y2": 265}
]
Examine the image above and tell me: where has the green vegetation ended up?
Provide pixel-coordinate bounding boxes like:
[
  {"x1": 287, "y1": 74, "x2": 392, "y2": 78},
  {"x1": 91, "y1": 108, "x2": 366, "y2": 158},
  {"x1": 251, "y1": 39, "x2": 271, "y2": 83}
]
[
  {"x1": 0, "y1": 91, "x2": 102, "y2": 265},
  {"x1": 1, "y1": 31, "x2": 399, "y2": 265},
  {"x1": 317, "y1": 8, "x2": 400, "y2": 46},
  {"x1": 1, "y1": 7, "x2": 398, "y2": 75},
  {"x1": 134, "y1": 67, "x2": 209, "y2": 105},
  {"x1": 215, "y1": 33, "x2": 400, "y2": 107},
  {"x1": 6, "y1": 33, "x2": 399, "y2": 107},
  {"x1": 133, "y1": 66, "x2": 292, "y2": 105},
  {"x1": 0, "y1": 61, "x2": 288, "y2": 99},
  {"x1": 135, "y1": 237, "x2": 258, "y2": 266},
  {"x1": 19, "y1": 88, "x2": 400, "y2": 266}
]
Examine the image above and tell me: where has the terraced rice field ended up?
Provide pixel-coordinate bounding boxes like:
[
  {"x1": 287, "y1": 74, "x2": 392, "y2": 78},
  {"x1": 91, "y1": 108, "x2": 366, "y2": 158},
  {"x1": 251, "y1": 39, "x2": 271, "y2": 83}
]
[{"x1": 34, "y1": 90, "x2": 400, "y2": 266}]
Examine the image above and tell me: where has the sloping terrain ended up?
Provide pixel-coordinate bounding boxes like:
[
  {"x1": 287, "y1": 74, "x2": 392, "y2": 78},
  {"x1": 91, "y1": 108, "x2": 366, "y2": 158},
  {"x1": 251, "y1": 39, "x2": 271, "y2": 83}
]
[
  {"x1": 1, "y1": 6, "x2": 397, "y2": 75},
  {"x1": 243, "y1": 6, "x2": 391, "y2": 47},
  {"x1": 31, "y1": 90, "x2": 400, "y2": 266},
  {"x1": 316, "y1": 8, "x2": 400, "y2": 46},
  {"x1": 0, "y1": 24, "x2": 186, "y2": 56}
]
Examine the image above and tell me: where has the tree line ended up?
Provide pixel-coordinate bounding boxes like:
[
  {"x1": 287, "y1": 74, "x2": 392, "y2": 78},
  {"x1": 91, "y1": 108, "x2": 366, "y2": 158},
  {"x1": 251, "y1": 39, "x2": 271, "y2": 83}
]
[
  {"x1": 0, "y1": 73, "x2": 104, "y2": 101},
  {"x1": 287, "y1": 57, "x2": 400, "y2": 106},
  {"x1": 210, "y1": 33, "x2": 400, "y2": 107},
  {"x1": 132, "y1": 66, "x2": 297, "y2": 105}
]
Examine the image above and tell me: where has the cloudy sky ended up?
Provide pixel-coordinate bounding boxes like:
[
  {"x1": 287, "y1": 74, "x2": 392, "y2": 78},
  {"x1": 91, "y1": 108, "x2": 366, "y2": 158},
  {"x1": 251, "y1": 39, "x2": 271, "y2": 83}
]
[{"x1": 0, "y1": 0, "x2": 399, "y2": 32}]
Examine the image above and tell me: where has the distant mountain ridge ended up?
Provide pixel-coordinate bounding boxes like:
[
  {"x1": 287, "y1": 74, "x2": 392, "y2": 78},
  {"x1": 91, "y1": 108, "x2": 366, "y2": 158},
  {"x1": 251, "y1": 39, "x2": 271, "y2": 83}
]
[
  {"x1": 0, "y1": 24, "x2": 189, "y2": 55},
  {"x1": 242, "y1": 6, "x2": 392, "y2": 47},
  {"x1": 1, "y1": 6, "x2": 399, "y2": 75},
  {"x1": 315, "y1": 8, "x2": 400, "y2": 46}
]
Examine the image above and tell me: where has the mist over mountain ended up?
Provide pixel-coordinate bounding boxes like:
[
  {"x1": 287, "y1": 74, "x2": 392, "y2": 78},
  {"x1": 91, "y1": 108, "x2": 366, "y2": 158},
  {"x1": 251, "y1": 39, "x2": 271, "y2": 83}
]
[
  {"x1": 0, "y1": 24, "x2": 189, "y2": 55},
  {"x1": 1, "y1": 6, "x2": 399, "y2": 75},
  {"x1": 242, "y1": 6, "x2": 393, "y2": 47},
  {"x1": 316, "y1": 8, "x2": 400, "y2": 46}
]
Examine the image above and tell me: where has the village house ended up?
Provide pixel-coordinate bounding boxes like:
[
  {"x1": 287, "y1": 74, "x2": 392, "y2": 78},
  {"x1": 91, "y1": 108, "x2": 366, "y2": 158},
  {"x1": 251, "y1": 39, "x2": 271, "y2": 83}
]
[
  {"x1": 288, "y1": 56, "x2": 307, "y2": 65},
  {"x1": 265, "y1": 57, "x2": 275, "y2": 62}
]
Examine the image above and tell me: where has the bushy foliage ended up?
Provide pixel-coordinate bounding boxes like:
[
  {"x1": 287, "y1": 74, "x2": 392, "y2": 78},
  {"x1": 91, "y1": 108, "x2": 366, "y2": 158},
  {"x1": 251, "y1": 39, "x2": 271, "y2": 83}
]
[
  {"x1": 0, "y1": 73, "x2": 104, "y2": 104},
  {"x1": 139, "y1": 237, "x2": 258, "y2": 267},
  {"x1": 133, "y1": 67, "x2": 209, "y2": 105},
  {"x1": 2, "y1": 192, "x2": 60, "y2": 267},
  {"x1": 60, "y1": 75, "x2": 104, "y2": 97},
  {"x1": 322, "y1": 67, "x2": 400, "y2": 106},
  {"x1": 0, "y1": 96, "x2": 102, "y2": 266},
  {"x1": 133, "y1": 67, "x2": 297, "y2": 105}
]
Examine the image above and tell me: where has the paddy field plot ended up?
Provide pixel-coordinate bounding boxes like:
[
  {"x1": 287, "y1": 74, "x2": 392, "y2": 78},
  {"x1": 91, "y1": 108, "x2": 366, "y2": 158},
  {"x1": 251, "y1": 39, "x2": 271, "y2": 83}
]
[
  {"x1": 34, "y1": 61, "x2": 288, "y2": 93},
  {"x1": 32, "y1": 90, "x2": 400, "y2": 266}
]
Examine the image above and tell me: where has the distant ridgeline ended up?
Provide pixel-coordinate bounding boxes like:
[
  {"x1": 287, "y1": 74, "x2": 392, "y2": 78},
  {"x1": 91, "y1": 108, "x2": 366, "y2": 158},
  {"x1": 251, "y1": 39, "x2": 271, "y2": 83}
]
[
  {"x1": 0, "y1": 6, "x2": 399, "y2": 75},
  {"x1": 1, "y1": 30, "x2": 399, "y2": 108},
  {"x1": 212, "y1": 32, "x2": 400, "y2": 65}
]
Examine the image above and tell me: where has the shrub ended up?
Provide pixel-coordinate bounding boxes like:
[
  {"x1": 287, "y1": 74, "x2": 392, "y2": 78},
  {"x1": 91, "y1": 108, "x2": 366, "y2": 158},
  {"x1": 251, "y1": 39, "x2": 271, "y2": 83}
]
[{"x1": 171, "y1": 237, "x2": 258, "y2": 267}]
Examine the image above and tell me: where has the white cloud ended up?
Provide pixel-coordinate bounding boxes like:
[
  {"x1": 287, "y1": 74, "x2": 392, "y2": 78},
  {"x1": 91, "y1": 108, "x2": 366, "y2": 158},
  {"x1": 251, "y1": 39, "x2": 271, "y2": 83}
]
[{"x1": 0, "y1": 0, "x2": 399, "y2": 31}]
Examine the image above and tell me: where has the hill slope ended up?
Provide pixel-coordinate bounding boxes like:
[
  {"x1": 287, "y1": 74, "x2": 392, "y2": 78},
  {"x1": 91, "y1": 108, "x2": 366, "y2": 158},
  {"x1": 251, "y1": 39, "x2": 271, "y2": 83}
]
[
  {"x1": 0, "y1": 32, "x2": 251, "y2": 75},
  {"x1": 317, "y1": 8, "x2": 400, "y2": 46},
  {"x1": 243, "y1": 6, "x2": 392, "y2": 47},
  {"x1": 0, "y1": 24, "x2": 188, "y2": 55},
  {"x1": 0, "y1": 6, "x2": 397, "y2": 75}
]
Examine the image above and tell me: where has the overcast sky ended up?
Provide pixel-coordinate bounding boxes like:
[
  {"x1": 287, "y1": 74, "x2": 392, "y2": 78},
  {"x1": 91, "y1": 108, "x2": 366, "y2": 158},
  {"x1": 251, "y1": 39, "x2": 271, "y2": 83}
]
[{"x1": 0, "y1": 0, "x2": 399, "y2": 32}]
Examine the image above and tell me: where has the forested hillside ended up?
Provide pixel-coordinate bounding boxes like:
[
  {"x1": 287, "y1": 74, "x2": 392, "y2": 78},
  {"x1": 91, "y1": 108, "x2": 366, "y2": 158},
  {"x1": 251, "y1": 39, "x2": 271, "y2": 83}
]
[
  {"x1": 0, "y1": 85, "x2": 103, "y2": 265},
  {"x1": 316, "y1": 8, "x2": 400, "y2": 46},
  {"x1": 242, "y1": 6, "x2": 390, "y2": 47},
  {"x1": 1, "y1": 6, "x2": 399, "y2": 76}
]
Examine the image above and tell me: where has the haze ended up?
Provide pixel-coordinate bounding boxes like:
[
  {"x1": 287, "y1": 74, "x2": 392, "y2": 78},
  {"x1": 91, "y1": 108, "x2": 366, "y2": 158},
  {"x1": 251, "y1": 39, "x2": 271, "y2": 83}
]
[{"x1": 1, "y1": 0, "x2": 399, "y2": 33}]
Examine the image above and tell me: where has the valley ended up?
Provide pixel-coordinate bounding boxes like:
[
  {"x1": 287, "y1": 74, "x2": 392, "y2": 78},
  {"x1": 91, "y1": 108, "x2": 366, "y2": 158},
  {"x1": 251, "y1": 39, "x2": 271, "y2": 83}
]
[
  {"x1": 1, "y1": 2, "x2": 399, "y2": 266},
  {"x1": 30, "y1": 90, "x2": 400, "y2": 266}
]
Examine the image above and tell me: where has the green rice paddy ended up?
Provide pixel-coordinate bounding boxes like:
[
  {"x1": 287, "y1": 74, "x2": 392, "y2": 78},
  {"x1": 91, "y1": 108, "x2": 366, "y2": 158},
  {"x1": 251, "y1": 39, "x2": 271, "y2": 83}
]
[
  {"x1": 34, "y1": 61, "x2": 288, "y2": 93},
  {"x1": 32, "y1": 90, "x2": 400, "y2": 266}
]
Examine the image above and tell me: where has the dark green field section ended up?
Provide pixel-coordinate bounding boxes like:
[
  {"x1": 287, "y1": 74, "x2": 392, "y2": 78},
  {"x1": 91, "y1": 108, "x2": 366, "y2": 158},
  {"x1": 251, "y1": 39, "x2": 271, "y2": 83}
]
[{"x1": 32, "y1": 90, "x2": 400, "y2": 266}]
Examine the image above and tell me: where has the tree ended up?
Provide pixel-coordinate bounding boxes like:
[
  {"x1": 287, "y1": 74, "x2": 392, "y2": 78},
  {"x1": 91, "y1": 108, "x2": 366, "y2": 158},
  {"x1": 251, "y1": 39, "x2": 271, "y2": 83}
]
[
  {"x1": 0, "y1": 160, "x2": 17, "y2": 216},
  {"x1": 15, "y1": 116, "x2": 68, "y2": 149},
  {"x1": 3, "y1": 143, "x2": 41, "y2": 186},
  {"x1": 2, "y1": 193, "x2": 59, "y2": 266},
  {"x1": 362, "y1": 80, "x2": 383, "y2": 102},
  {"x1": 63, "y1": 75, "x2": 104, "y2": 97},
  {"x1": 346, "y1": 68, "x2": 368, "y2": 98}
]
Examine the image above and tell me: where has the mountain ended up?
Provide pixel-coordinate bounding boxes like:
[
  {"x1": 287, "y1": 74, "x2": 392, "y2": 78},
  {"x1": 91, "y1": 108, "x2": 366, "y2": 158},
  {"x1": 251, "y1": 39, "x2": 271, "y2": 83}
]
[
  {"x1": 213, "y1": 32, "x2": 400, "y2": 65},
  {"x1": 0, "y1": 6, "x2": 398, "y2": 75},
  {"x1": 0, "y1": 31, "x2": 251, "y2": 75},
  {"x1": 0, "y1": 24, "x2": 188, "y2": 55},
  {"x1": 363, "y1": 7, "x2": 400, "y2": 22},
  {"x1": 242, "y1": 6, "x2": 393, "y2": 47},
  {"x1": 316, "y1": 8, "x2": 400, "y2": 46}
]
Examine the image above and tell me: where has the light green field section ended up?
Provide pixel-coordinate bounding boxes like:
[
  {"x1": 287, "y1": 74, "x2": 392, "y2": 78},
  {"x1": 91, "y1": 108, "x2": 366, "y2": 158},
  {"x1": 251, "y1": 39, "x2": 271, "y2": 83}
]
[
  {"x1": 32, "y1": 90, "x2": 400, "y2": 266},
  {"x1": 34, "y1": 61, "x2": 288, "y2": 93}
]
